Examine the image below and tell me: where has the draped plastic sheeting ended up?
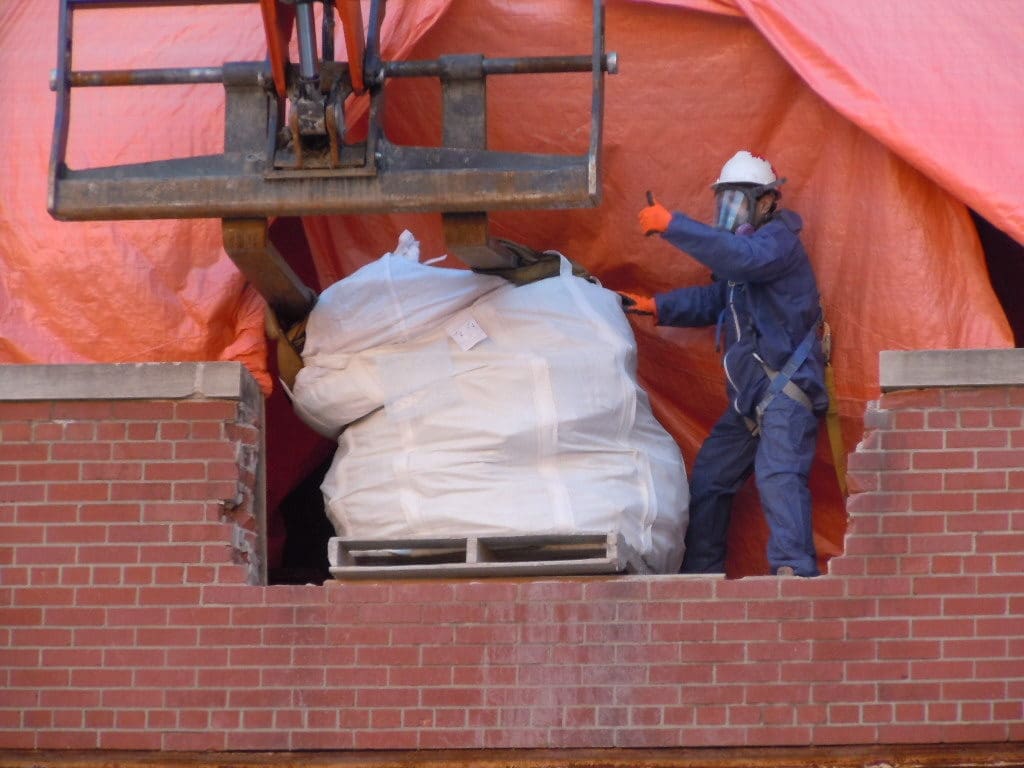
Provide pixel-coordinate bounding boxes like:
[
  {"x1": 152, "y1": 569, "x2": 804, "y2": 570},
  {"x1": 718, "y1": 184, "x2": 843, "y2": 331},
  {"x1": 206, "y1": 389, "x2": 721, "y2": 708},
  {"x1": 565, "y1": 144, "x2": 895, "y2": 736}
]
[{"x1": 1, "y1": 0, "x2": 1016, "y2": 576}]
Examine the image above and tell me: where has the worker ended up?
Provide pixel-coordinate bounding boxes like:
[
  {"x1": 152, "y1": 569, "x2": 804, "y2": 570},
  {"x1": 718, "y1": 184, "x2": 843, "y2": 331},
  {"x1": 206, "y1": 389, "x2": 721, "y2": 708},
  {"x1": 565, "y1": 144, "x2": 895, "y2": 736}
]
[{"x1": 620, "y1": 150, "x2": 827, "y2": 577}]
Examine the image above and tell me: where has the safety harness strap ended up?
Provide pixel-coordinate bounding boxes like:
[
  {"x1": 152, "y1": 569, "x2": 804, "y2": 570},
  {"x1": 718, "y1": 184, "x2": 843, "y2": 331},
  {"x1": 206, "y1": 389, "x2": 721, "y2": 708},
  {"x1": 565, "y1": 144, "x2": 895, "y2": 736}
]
[
  {"x1": 742, "y1": 305, "x2": 849, "y2": 498},
  {"x1": 753, "y1": 312, "x2": 821, "y2": 429}
]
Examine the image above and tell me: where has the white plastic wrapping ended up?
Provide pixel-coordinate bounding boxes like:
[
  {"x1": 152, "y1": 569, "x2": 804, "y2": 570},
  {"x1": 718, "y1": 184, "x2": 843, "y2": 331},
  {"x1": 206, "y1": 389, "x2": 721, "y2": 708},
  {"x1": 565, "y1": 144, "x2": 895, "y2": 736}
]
[{"x1": 292, "y1": 232, "x2": 689, "y2": 573}]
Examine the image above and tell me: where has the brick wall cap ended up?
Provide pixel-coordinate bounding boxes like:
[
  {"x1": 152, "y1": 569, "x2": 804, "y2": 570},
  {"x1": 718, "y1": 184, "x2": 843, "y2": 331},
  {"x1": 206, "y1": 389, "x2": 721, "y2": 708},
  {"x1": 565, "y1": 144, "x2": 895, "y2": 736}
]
[
  {"x1": 880, "y1": 349, "x2": 1024, "y2": 391},
  {"x1": 0, "y1": 362, "x2": 259, "y2": 402}
]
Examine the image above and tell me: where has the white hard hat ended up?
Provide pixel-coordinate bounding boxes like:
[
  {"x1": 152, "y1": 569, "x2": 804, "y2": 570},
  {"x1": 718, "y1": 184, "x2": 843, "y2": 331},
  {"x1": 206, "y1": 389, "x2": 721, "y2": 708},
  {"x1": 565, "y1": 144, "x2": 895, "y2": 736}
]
[{"x1": 712, "y1": 150, "x2": 779, "y2": 188}]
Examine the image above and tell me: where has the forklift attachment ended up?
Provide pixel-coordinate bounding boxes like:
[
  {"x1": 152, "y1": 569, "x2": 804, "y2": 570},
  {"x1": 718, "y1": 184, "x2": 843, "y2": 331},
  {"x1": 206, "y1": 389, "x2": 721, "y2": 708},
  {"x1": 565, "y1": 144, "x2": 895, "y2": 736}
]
[
  {"x1": 48, "y1": 0, "x2": 616, "y2": 287},
  {"x1": 47, "y1": 0, "x2": 617, "y2": 222}
]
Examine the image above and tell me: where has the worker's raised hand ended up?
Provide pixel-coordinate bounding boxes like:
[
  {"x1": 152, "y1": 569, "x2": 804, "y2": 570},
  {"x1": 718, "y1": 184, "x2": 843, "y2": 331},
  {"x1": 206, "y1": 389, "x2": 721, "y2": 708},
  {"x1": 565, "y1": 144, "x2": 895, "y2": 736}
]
[
  {"x1": 638, "y1": 193, "x2": 672, "y2": 236},
  {"x1": 617, "y1": 291, "x2": 657, "y2": 319}
]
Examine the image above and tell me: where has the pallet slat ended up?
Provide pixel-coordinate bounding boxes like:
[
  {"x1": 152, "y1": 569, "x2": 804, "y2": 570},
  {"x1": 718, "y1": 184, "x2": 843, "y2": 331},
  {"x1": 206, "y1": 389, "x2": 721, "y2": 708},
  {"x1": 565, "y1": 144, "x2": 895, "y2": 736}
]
[{"x1": 328, "y1": 531, "x2": 650, "y2": 579}]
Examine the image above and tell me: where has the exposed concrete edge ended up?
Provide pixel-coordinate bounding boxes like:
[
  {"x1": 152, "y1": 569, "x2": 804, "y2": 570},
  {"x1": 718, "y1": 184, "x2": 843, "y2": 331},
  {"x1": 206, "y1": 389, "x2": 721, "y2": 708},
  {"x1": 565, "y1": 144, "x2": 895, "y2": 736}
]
[
  {"x1": 0, "y1": 362, "x2": 258, "y2": 402},
  {"x1": 880, "y1": 348, "x2": 1024, "y2": 391}
]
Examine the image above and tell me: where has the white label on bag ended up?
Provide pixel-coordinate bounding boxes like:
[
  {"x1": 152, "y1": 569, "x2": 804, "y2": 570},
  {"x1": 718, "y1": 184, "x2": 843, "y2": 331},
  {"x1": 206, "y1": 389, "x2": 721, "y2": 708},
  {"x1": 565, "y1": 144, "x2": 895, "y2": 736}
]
[{"x1": 446, "y1": 316, "x2": 487, "y2": 351}]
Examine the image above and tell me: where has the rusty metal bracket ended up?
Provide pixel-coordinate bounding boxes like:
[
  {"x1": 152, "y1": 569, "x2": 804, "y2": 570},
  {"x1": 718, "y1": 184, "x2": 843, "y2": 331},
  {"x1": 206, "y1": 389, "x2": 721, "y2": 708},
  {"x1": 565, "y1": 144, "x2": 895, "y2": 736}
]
[
  {"x1": 437, "y1": 54, "x2": 504, "y2": 268},
  {"x1": 221, "y1": 219, "x2": 316, "y2": 327}
]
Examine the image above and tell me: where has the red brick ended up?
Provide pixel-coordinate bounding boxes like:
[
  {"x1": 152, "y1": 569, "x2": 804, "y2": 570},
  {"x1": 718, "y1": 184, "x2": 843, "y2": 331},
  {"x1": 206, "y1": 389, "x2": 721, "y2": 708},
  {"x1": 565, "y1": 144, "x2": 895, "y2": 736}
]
[
  {"x1": 147, "y1": 710, "x2": 177, "y2": 728},
  {"x1": 880, "y1": 390, "x2": 942, "y2": 409},
  {"x1": 113, "y1": 442, "x2": 173, "y2": 461},
  {"x1": 880, "y1": 471, "x2": 945, "y2": 492},
  {"x1": 136, "y1": 543, "x2": 202, "y2": 565},
  {"x1": 976, "y1": 532, "x2": 1024, "y2": 553},
  {"x1": 1, "y1": 525, "x2": 45, "y2": 545},
  {"x1": 40, "y1": 525, "x2": 108, "y2": 547},
  {"x1": 890, "y1": 409, "x2": 926, "y2": 429},
  {"x1": 907, "y1": 533, "x2": 974, "y2": 554},
  {"x1": 846, "y1": 492, "x2": 911, "y2": 515},
  {"x1": 79, "y1": 504, "x2": 143, "y2": 523},
  {"x1": 15, "y1": 505, "x2": 71, "y2": 525},
  {"x1": 144, "y1": 462, "x2": 207, "y2": 481},
  {"x1": 174, "y1": 441, "x2": 236, "y2": 461},
  {"x1": 163, "y1": 731, "x2": 225, "y2": 751},
  {"x1": 175, "y1": 401, "x2": 238, "y2": 421},
  {"x1": 875, "y1": 724, "x2": 951, "y2": 743},
  {"x1": 0, "y1": 402, "x2": 55, "y2": 419},
  {"x1": 101, "y1": 647, "x2": 165, "y2": 667},
  {"x1": 976, "y1": 658, "x2": 1024, "y2": 678},
  {"x1": 848, "y1": 450, "x2": 910, "y2": 472},
  {"x1": 716, "y1": 662, "x2": 780, "y2": 684},
  {"x1": 876, "y1": 638, "x2": 937, "y2": 663},
  {"x1": 911, "y1": 450, "x2": 976, "y2": 470},
  {"x1": 70, "y1": 668, "x2": 134, "y2": 687},
  {"x1": 581, "y1": 578, "x2": 649, "y2": 602},
  {"x1": 880, "y1": 429, "x2": 944, "y2": 451},
  {"x1": 978, "y1": 448, "x2": 1024, "y2": 468},
  {"x1": 977, "y1": 574, "x2": 1024, "y2": 594},
  {"x1": 944, "y1": 470, "x2": 1008, "y2": 491},
  {"x1": 107, "y1": 401, "x2": 174, "y2": 420},
  {"x1": 846, "y1": 470, "x2": 878, "y2": 494},
  {"x1": 175, "y1": 481, "x2": 241, "y2": 503},
  {"x1": 81, "y1": 461, "x2": 144, "y2": 482},
  {"x1": 947, "y1": 429, "x2": 1009, "y2": 449},
  {"x1": 50, "y1": 439, "x2": 114, "y2": 461},
  {"x1": 907, "y1": 492, "x2": 973, "y2": 513},
  {"x1": 291, "y1": 731, "x2": 356, "y2": 750},
  {"x1": 99, "y1": 731, "x2": 163, "y2": 750},
  {"x1": 678, "y1": 725, "x2": 748, "y2": 747},
  {"x1": 18, "y1": 462, "x2": 82, "y2": 482},
  {"x1": 908, "y1": 659, "x2": 974, "y2": 680},
  {"x1": 944, "y1": 388, "x2": 1011, "y2": 408},
  {"x1": 135, "y1": 625, "x2": 198, "y2": 647},
  {"x1": 991, "y1": 407, "x2": 1023, "y2": 427},
  {"x1": 0, "y1": 443, "x2": 51, "y2": 462},
  {"x1": 960, "y1": 409, "x2": 993, "y2": 428},
  {"x1": 46, "y1": 482, "x2": 112, "y2": 502},
  {"x1": 169, "y1": 522, "x2": 232, "y2": 543},
  {"x1": 2, "y1": 565, "x2": 30, "y2": 585},
  {"x1": 911, "y1": 617, "x2": 977, "y2": 637},
  {"x1": 99, "y1": 606, "x2": 165, "y2": 629},
  {"x1": 942, "y1": 680, "x2": 1007, "y2": 700},
  {"x1": 142, "y1": 501, "x2": 207, "y2": 528},
  {"x1": 978, "y1": 491, "x2": 1024, "y2": 511},
  {"x1": 73, "y1": 586, "x2": 139, "y2": 607},
  {"x1": 192, "y1": 422, "x2": 227, "y2": 440},
  {"x1": 943, "y1": 596, "x2": 1008, "y2": 615},
  {"x1": 13, "y1": 543, "x2": 78, "y2": 566},
  {"x1": 585, "y1": 622, "x2": 651, "y2": 644}
]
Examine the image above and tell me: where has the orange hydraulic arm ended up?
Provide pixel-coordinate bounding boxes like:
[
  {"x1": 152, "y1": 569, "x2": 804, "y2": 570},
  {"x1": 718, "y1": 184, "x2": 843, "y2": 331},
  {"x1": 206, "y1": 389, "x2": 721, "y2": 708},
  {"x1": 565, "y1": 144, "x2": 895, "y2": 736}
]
[{"x1": 259, "y1": 0, "x2": 365, "y2": 100}]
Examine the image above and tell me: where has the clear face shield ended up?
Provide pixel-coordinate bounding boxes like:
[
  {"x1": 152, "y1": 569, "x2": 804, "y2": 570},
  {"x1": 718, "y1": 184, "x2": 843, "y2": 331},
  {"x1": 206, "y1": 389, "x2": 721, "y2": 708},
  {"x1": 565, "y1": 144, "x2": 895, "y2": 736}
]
[
  {"x1": 713, "y1": 187, "x2": 753, "y2": 232},
  {"x1": 713, "y1": 180, "x2": 783, "y2": 232}
]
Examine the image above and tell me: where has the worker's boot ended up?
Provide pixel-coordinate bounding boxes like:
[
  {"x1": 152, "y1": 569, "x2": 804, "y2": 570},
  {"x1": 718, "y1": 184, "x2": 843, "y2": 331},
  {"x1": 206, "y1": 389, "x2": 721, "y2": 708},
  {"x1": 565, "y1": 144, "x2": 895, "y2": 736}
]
[{"x1": 776, "y1": 566, "x2": 796, "y2": 577}]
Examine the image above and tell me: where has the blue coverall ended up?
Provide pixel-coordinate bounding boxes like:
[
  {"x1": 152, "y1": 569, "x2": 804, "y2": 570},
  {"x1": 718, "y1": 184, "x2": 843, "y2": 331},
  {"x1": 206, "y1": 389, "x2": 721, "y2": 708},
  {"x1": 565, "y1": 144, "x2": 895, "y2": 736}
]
[{"x1": 653, "y1": 209, "x2": 828, "y2": 576}]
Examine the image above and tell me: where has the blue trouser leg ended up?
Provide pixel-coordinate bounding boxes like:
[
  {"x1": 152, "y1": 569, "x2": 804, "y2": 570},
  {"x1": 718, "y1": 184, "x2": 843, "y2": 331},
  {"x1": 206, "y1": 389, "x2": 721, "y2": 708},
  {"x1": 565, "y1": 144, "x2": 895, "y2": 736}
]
[
  {"x1": 679, "y1": 408, "x2": 757, "y2": 574},
  {"x1": 755, "y1": 393, "x2": 820, "y2": 576}
]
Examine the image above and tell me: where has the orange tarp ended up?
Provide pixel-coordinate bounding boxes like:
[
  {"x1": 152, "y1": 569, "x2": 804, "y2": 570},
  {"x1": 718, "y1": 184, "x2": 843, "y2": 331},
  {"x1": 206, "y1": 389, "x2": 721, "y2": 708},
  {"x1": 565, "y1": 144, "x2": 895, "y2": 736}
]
[{"x1": 1, "y1": 0, "x2": 1016, "y2": 576}]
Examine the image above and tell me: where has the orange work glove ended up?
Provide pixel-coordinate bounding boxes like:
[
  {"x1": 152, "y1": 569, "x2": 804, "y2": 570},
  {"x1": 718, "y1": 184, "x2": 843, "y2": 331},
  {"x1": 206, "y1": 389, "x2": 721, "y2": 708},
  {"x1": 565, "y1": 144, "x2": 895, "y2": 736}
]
[
  {"x1": 618, "y1": 291, "x2": 657, "y2": 320},
  {"x1": 638, "y1": 197, "x2": 672, "y2": 236}
]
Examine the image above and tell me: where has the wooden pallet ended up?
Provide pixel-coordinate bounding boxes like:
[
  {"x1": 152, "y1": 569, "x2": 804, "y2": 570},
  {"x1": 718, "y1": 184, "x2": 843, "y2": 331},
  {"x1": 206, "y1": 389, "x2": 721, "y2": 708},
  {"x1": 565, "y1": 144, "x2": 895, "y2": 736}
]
[{"x1": 327, "y1": 531, "x2": 650, "y2": 579}]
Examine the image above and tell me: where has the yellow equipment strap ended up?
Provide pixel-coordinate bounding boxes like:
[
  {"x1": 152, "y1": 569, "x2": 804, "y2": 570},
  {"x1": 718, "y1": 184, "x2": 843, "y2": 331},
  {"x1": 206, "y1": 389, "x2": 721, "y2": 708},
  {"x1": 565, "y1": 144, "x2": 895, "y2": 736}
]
[{"x1": 820, "y1": 316, "x2": 848, "y2": 497}]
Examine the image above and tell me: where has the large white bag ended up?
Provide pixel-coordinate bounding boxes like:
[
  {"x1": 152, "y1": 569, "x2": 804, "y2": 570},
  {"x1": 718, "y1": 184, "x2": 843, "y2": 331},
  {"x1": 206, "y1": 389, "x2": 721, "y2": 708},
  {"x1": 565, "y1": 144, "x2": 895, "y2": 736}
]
[{"x1": 291, "y1": 231, "x2": 689, "y2": 573}]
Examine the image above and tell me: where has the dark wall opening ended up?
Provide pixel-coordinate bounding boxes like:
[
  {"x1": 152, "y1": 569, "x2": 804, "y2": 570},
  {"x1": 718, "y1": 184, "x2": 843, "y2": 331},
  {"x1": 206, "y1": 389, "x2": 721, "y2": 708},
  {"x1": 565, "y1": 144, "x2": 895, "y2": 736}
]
[
  {"x1": 265, "y1": 217, "x2": 336, "y2": 585},
  {"x1": 972, "y1": 210, "x2": 1024, "y2": 347}
]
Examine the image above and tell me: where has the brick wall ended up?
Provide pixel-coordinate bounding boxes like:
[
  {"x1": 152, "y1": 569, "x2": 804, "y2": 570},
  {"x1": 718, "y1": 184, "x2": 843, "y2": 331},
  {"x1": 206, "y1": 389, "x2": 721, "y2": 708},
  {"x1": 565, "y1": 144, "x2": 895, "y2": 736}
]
[{"x1": 1, "y1": 355, "x2": 1022, "y2": 753}]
